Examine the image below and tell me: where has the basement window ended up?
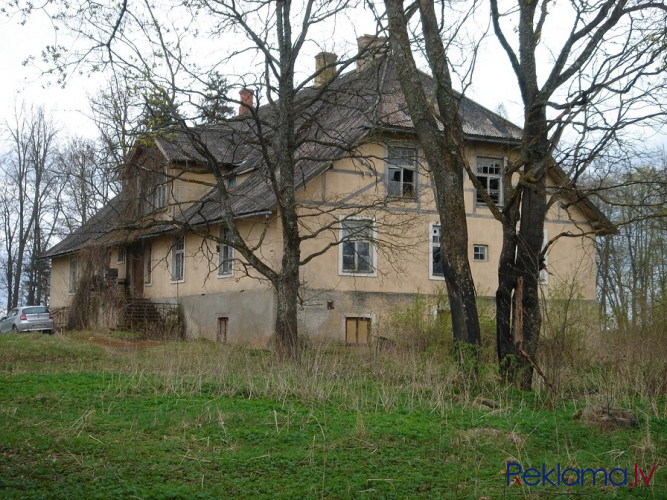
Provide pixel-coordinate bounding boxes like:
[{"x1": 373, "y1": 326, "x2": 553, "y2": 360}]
[{"x1": 346, "y1": 317, "x2": 371, "y2": 346}]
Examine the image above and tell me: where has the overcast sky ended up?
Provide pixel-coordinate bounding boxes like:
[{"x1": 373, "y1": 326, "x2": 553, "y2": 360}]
[
  {"x1": 1, "y1": 4, "x2": 663, "y2": 152},
  {"x1": 0, "y1": 4, "x2": 529, "y2": 143}
]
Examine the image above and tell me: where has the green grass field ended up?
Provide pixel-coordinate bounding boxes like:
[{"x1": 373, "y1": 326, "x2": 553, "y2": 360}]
[{"x1": 0, "y1": 331, "x2": 664, "y2": 499}]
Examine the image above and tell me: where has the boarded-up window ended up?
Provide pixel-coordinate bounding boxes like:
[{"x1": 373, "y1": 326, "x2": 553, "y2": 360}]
[
  {"x1": 217, "y1": 317, "x2": 228, "y2": 343},
  {"x1": 346, "y1": 317, "x2": 371, "y2": 346}
]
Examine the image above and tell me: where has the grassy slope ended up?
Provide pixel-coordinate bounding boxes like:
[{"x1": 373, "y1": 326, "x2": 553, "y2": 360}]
[{"x1": 0, "y1": 332, "x2": 664, "y2": 499}]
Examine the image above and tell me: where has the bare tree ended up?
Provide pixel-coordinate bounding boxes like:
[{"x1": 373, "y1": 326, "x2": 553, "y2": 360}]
[
  {"x1": 382, "y1": 0, "x2": 482, "y2": 354},
  {"x1": 594, "y1": 154, "x2": 667, "y2": 334},
  {"x1": 489, "y1": 0, "x2": 667, "y2": 388},
  {"x1": 1, "y1": 104, "x2": 60, "y2": 309},
  {"x1": 54, "y1": 136, "x2": 119, "y2": 231}
]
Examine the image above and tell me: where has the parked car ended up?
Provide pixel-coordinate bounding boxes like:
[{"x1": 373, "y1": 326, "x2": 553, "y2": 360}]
[{"x1": 0, "y1": 306, "x2": 54, "y2": 334}]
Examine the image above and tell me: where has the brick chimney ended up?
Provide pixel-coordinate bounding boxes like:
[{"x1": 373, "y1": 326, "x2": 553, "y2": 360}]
[
  {"x1": 239, "y1": 88, "x2": 253, "y2": 116},
  {"x1": 314, "y1": 52, "x2": 337, "y2": 88},
  {"x1": 357, "y1": 35, "x2": 388, "y2": 71}
]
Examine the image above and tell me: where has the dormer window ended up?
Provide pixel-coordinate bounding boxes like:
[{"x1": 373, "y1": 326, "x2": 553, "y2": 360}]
[{"x1": 387, "y1": 147, "x2": 417, "y2": 200}]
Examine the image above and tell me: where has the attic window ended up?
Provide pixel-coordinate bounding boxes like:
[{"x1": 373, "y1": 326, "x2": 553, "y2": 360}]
[
  {"x1": 475, "y1": 157, "x2": 502, "y2": 206},
  {"x1": 387, "y1": 147, "x2": 417, "y2": 200}
]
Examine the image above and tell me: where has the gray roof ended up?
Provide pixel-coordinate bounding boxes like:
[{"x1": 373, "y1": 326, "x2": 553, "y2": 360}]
[{"x1": 43, "y1": 59, "x2": 529, "y2": 257}]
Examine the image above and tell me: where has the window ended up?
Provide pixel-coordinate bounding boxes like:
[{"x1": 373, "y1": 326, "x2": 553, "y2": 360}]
[
  {"x1": 171, "y1": 235, "x2": 185, "y2": 282},
  {"x1": 144, "y1": 243, "x2": 152, "y2": 285},
  {"x1": 68, "y1": 256, "x2": 78, "y2": 293},
  {"x1": 340, "y1": 218, "x2": 375, "y2": 275},
  {"x1": 387, "y1": 147, "x2": 417, "y2": 199},
  {"x1": 430, "y1": 223, "x2": 444, "y2": 279},
  {"x1": 152, "y1": 171, "x2": 167, "y2": 209},
  {"x1": 473, "y1": 244, "x2": 488, "y2": 262},
  {"x1": 117, "y1": 246, "x2": 125, "y2": 263},
  {"x1": 218, "y1": 226, "x2": 233, "y2": 277},
  {"x1": 346, "y1": 317, "x2": 371, "y2": 346},
  {"x1": 540, "y1": 230, "x2": 549, "y2": 284},
  {"x1": 475, "y1": 157, "x2": 503, "y2": 206}
]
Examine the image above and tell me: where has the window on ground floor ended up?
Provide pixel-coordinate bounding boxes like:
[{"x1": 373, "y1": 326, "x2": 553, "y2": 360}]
[
  {"x1": 171, "y1": 235, "x2": 185, "y2": 283},
  {"x1": 430, "y1": 223, "x2": 444, "y2": 279},
  {"x1": 473, "y1": 244, "x2": 488, "y2": 262},
  {"x1": 218, "y1": 226, "x2": 233, "y2": 277},
  {"x1": 144, "y1": 243, "x2": 152, "y2": 285},
  {"x1": 340, "y1": 218, "x2": 376, "y2": 276},
  {"x1": 68, "y1": 256, "x2": 78, "y2": 293}
]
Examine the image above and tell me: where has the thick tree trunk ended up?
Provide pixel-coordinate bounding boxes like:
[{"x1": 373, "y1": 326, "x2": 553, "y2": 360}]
[
  {"x1": 385, "y1": 0, "x2": 481, "y2": 354},
  {"x1": 274, "y1": 256, "x2": 300, "y2": 361}
]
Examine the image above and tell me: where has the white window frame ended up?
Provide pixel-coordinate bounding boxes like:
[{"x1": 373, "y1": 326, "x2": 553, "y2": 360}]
[
  {"x1": 386, "y1": 146, "x2": 418, "y2": 200},
  {"x1": 540, "y1": 229, "x2": 549, "y2": 284},
  {"x1": 153, "y1": 170, "x2": 167, "y2": 210},
  {"x1": 68, "y1": 256, "x2": 79, "y2": 294},
  {"x1": 143, "y1": 242, "x2": 152, "y2": 285},
  {"x1": 217, "y1": 226, "x2": 234, "y2": 277},
  {"x1": 429, "y1": 222, "x2": 445, "y2": 280},
  {"x1": 473, "y1": 244, "x2": 488, "y2": 262},
  {"x1": 475, "y1": 157, "x2": 503, "y2": 206},
  {"x1": 171, "y1": 235, "x2": 185, "y2": 283},
  {"x1": 338, "y1": 217, "x2": 377, "y2": 277},
  {"x1": 116, "y1": 246, "x2": 125, "y2": 264}
]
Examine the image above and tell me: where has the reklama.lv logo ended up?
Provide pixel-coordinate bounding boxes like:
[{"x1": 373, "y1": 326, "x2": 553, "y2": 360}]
[{"x1": 506, "y1": 463, "x2": 657, "y2": 487}]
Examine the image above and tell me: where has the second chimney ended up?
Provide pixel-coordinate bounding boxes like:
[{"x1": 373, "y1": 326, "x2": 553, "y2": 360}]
[
  {"x1": 314, "y1": 52, "x2": 337, "y2": 88},
  {"x1": 239, "y1": 88, "x2": 253, "y2": 116}
]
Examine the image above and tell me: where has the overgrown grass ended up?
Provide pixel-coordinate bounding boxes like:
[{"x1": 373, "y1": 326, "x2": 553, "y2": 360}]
[{"x1": 0, "y1": 330, "x2": 664, "y2": 498}]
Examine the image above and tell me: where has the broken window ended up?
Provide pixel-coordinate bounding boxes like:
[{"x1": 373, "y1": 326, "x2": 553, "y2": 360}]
[
  {"x1": 475, "y1": 157, "x2": 503, "y2": 206},
  {"x1": 387, "y1": 147, "x2": 417, "y2": 199}
]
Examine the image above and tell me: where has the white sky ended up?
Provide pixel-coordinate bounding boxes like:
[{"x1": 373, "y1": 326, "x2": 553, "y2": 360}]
[
  {"x1": 0, "y1": 4, "x2": 527, "y2": 144},
  {"x1": 1, "y1": 3, "x2": 662, "y2": 152}
]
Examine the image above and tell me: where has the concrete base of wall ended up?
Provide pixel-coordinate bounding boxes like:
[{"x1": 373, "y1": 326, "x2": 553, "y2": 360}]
[{"x1": 172, "y1": 289, "x2": 276, "y2": 347}]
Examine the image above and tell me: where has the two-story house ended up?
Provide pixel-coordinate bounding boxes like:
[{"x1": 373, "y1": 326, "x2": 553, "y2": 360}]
[{"x1": 42, "y1": 41, "x2": 612, "y2": 346}]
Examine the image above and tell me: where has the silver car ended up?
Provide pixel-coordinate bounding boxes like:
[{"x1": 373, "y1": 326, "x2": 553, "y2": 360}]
[{"x1": 0, "y1": 306, "x2": 54, "y2": 334}]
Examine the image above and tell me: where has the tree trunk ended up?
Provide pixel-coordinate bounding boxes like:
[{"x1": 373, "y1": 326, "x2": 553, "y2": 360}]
[{"x1": 385, "y1": 0, "x2": 481, "y2": 355}]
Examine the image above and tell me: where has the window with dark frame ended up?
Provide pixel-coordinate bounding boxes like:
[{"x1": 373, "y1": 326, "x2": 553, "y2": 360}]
[
  {"x1": 475, "y1": 157, "x2": 503, "y2": 206},
  {"x1": 341, "y1": 219, "x2": 374, "y2": 274},
  {"x1": 387, "y1": 147, "x2": 417, "y2": 199}
]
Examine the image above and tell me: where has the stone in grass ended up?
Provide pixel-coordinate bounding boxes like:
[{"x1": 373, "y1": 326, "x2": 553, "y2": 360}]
[{"x1": 574, "y1": 405, "x2": 639, "y2": 430}]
